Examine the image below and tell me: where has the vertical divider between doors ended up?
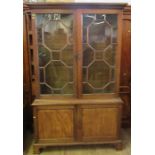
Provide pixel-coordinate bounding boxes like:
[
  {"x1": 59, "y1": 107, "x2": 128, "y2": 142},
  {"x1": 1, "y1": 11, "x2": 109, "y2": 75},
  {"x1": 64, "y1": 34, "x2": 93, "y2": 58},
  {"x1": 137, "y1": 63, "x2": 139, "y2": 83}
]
[
  {"x1": 73, "y1": 10, "x2": 83, "y2": 141},
  {"x1": 74, "y1": 10, "x2": 83, "y2": 98},
  {"x1": 74, "y1": 105, "x2": 83, "y2": 141},
  {"x1": 73, "y1": 11, "x2": 77, "y2": 98}
]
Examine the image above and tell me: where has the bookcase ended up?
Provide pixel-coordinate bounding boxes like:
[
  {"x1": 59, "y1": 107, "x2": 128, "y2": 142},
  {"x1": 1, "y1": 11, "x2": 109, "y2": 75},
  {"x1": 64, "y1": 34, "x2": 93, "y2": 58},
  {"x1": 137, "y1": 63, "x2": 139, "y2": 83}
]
[{"x1": 24, "y1": 2, "x2": 127, "y2": 154}]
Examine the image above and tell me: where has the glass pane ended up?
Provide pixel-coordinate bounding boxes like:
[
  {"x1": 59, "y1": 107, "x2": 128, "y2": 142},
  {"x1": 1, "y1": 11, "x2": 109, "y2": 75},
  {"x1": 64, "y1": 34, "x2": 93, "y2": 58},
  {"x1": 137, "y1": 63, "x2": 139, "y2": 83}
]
[
  {"x1": 83, "y1": 83, "x2": 93, "y2": 94},
  {"x1": 52, "y1": 52, "x2": 60, "y2": 60},
  {"x1": 83, "y1": 45, "x2": 94, "y2": 67},
  {"x1": 39, "y1": 68, "x2": 44, "y2": 82},
  {"x1": 38, "y1": 45, "x2": 51, "y2": 67},
  {"x1": 63, "y1": 83, "x2": 74, "y2": 94},
  {"x1": 83, "y1": 68, "x2": 87, "y2": 82},
  {"x1": 40, "y1": 84, "x2": 51, "y2": 94},
  {"x1": 103, "y1": 45, "x2": 116, "y2": 66},
  {"x1": 95, "y1": 52, "x2": 104, "y2": 60},
  {"x1": 36, "y1": 13, "x2": 74, "y2": 95},
  {"x1": 61, "y1": 45, "x2": 74, "y2": 66},
  {"x1": 45, "y1": 61, "x2": 73, "y2": 88},
  {"x1": 88, "y1": 61, "x2": 110, "y2": 88},
  {"x1": 82, "y1": 14, "x2": 117, "y2": 94},
  {"x1": 103, "y1": 83, "x2": 115, "y2": 93},
  {"x1": 88, "y1": 22, "x2": 111, "y2": 50}
]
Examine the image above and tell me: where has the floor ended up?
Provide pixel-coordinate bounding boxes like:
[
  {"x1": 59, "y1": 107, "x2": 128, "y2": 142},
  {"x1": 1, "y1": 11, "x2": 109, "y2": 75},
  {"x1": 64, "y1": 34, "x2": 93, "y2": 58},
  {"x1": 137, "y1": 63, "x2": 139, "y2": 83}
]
[{"x1": 24, "y1": 129, "x2": 130, "y2": 155}]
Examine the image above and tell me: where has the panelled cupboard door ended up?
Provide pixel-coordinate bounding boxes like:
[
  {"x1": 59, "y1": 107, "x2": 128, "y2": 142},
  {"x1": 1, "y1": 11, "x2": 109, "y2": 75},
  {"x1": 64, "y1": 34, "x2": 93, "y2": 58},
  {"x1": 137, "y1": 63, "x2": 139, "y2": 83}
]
[
  {"x1": 81, "y1": 106, "x2": 120, "y2": 141},
  {"x1": 37, "y1": 106, "x2": 74, "y2": 142}
]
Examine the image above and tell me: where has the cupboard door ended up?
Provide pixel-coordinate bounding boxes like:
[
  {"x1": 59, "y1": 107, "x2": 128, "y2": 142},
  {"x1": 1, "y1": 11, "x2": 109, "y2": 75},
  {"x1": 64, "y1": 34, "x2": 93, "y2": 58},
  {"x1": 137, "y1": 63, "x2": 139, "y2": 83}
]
[
  {"x1": 81, "y1": 13, "x2": 120, "y2": 94},
  {"x1": 37, "y1": 107, "x2": 74, "y2": 142},
  {"x1": 81, "y1": 106, "x2": 120, "y2": 141},
  {"x1": 35, "y1": 13, "x2": 75, "y2": 95}
]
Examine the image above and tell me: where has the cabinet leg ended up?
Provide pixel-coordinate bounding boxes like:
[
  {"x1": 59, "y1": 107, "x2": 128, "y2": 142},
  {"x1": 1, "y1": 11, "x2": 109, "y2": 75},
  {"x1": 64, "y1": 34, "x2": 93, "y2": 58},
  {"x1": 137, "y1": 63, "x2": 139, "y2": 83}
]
[
  {"x1": 115, "y1": 142, "x2": 123, "y2": 150},
  {"x1": 33, "y1": 145, "x2": 40, "y2": 155}
]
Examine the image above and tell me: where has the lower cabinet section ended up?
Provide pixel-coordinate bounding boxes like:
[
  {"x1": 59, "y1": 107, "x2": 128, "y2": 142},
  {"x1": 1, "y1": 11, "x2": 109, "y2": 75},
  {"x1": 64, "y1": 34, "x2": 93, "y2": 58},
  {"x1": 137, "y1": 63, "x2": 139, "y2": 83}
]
[{"x1": 32, "y1": 98, "x2": 123, "y2": 154}]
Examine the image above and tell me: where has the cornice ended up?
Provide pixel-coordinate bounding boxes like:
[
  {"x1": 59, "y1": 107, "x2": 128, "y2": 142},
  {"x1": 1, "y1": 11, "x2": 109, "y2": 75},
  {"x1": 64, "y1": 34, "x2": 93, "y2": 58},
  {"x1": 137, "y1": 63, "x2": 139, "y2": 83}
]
[{"x1": 24, "y1": 2, "x2": 127, "y2": 10}]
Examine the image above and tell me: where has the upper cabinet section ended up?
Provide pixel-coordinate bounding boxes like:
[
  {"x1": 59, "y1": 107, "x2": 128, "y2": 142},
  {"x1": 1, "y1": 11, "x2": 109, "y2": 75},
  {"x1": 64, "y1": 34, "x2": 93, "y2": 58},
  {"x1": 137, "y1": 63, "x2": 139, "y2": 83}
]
[{"x1": 24, "y1": 3, "x2": 126, "y2": 98}]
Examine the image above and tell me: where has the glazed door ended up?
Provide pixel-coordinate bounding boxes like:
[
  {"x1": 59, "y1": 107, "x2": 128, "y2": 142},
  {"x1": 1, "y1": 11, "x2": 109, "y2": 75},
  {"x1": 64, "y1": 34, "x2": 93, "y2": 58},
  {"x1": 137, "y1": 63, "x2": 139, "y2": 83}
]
[
  {"x1": 77, "y1": 10, "x2": 122, "y2": 97},
  {"x1": 34, "y1": 12, "x2": 76, "y2": 97}
]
